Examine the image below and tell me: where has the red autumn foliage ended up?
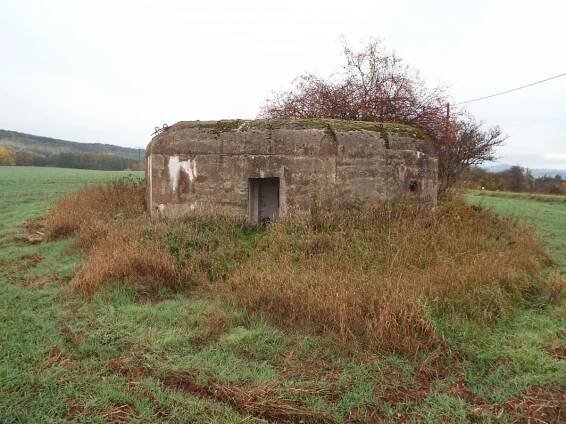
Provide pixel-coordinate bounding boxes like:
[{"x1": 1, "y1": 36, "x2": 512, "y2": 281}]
[{"x1": 262, "y1": 39, "x2": 506, "y2": 194}]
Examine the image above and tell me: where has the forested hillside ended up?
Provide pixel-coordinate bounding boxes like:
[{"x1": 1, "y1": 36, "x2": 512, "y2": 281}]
[{"x1": 0, "y1": 129, "x2": 144, "y2": 170}]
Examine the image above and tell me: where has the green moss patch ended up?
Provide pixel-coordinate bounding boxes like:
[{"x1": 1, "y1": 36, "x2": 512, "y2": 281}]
[{"x1": 172, "y1": 118, "x2": 431, "y2": 141}]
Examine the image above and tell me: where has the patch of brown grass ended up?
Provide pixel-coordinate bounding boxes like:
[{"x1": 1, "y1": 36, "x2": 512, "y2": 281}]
[
  {"x1": 20, "y1": 252, "x2": 44, "y2": 265},
  {"x1": 163, "y1": 371, "x2": 334, "y2": 423},
  {"x1": 45, "y1": 179, "x2": 261, "y2": 295},
  {"x1": 45, "y1": 179, "x2": 183, "y2": 294},
  {"x1": 64, "y1": 403, "x2": 91, "y2": 421},
  {"x1": 374, "y1": 363, "x2": 565, "y2": 423},
  {"x1": 499, "y1": 385, "x2": 566, "y2": 422},
  {"x1": 45, "y1": 179, "x2": 145, "y2": 248},
  {"x1": 21, "y1": 217, "x2": 45, "y2": 234},
  {"x1": 225, "y1": 199, "x2": 555, "y2": 354},
  {"x1": 46, "y1": 346, "x2": 75, "y2": 369},
  {"x1": 108, "y1": 354, "x2": 151, "y2": 380},
  {"x1": 375, "y1": 359, "x2": 449, "y2": 410},
  {"x1": 27, "y1": 275, "x2": 56, "y2": 290},
  {"x1": 463, "y1": 384, "x2": 566, "y2": 423},
  {"x1": 45, "y1": 179, "x2": 561, "y2": 356},
  {"x1": 543, "y1": 270, "x2": 566, "y2": 304},
  {"x1": 71, "y1": 222, "x2": 180, "y2": 295},
  {"x1": 101, "y1": 403, "x2": 135, "y2": 424},
  {"x1": 546, "y1": 341, "x2": 566, "y2": 361},
  {"x1": 19, "y1": 217, "x2": 46, "y2": 244},
  {"x1": 201, "y1": 304, "x2": 232, "y2": 342},
  {"x1": 107, "y1": 355, "x2": 333, "y2": 422}
]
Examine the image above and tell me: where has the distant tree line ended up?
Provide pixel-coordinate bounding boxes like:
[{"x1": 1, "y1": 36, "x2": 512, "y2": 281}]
[
  {"x1": 462, "y1": 166, "x2": 566, "y2": 195},
  {"x1": 0, "y1": 146, "x2": 142, "y2": 170},
  {"x1": 0, "y1": 146, "x2": 16, "y2": 165}
]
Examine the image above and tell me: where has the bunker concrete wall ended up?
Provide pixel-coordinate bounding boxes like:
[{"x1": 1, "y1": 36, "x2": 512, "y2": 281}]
[{"x1": 146, "y1": 120, "x2": 438, "y2": 219}]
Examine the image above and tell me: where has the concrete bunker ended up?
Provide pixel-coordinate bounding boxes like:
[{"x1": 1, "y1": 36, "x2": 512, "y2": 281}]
[{"x1": 145, "y1": 119, "x2": 438, "y2": 220}]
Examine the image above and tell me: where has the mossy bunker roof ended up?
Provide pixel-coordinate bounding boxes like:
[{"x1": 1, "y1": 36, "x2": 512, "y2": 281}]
[{"x1": 147, "y1": 118, "x2": 434, "y2": 156}]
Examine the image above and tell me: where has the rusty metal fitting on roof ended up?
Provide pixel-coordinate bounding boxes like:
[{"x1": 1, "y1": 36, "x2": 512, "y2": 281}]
[{"x1": 151, "y1": 123, "x2": 169, "y2": 137}]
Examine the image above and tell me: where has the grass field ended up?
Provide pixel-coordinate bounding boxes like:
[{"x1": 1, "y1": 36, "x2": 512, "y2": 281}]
[
  {"x1": 0, "y1": 167, "x2": 564, "y2": 423},
  {"x1": 467, "y1": 190, "x2": 566, "y2": 272},
  {"x1": 470, "y1": 190, "x2": 566, "y2": 204}
]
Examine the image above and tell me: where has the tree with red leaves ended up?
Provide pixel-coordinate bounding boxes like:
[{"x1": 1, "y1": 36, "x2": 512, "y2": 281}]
[{"x1": 261, "y1": 40, "x2": 506, "y2": 195}]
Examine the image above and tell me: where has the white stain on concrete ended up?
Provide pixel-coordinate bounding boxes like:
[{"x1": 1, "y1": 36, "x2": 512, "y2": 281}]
[{"x1": 168, "y1": 155, "x2": 197, "y2": 192}]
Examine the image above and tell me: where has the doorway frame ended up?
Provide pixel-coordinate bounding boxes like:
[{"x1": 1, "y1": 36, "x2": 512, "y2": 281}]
[{"x1": 248, "y1": 177, "x2": 280, "y2": 224}]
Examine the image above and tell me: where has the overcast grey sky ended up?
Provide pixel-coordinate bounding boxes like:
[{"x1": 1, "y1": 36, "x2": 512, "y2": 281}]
[{"x1": 1, "y1": 0, "x2": 565, "y2": 168}]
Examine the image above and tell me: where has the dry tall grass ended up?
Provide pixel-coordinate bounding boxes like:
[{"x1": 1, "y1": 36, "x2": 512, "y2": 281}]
[
  {"x1": 46, "y1": 180, "x2": 259, "y2": 295},
  {"x1": 71, "y1": 221, "x2": 180, "y2": 295},
  {"x1": 46, "y1": 181, "x2": 562, "y2": 354},
  {"x1": 225, "y1": 200, "x2": 556, "y2": 354},
  {"x1": 46, "y1": 178, "x2": 145, "y2": 249},
  {"x1": 45, "y1": 179, "x2": 181, "y2": 294}
]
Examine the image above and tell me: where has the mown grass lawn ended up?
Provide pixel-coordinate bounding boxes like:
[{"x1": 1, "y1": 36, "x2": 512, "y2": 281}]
[{"x1": 0, "y1": 167, "x2": 564, "y2": 423}]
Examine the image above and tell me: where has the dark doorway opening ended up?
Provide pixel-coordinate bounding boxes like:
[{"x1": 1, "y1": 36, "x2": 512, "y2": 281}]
[
  {"x1": 408, "y1": 180, "x2": 418, "y2": 193},
  {"x1": 249, "y1": 177, "x2": 280, "y2": 225}
]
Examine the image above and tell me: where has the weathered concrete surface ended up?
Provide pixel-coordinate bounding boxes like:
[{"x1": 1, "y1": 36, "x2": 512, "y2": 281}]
[{"x1": 145, "y1": 119, "x2": 438, "y2": 220}]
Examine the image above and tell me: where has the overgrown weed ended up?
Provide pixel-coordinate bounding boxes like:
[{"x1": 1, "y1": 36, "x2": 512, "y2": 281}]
[
  {"x1": 45, "y1": 177, "x2": 145, "y2": 248},
  {"x1": 225, "y1": 198, "x2": 561, "y2": 354},
  {"x1": 71, "y1": 220, "x2": 180, "y2": 295},
  {"x1": 46, "y1": 182, "x2": 563, "y2": 354},
  {"x1": 46, "y1": 180, "x2": 262, "y2": 295}
]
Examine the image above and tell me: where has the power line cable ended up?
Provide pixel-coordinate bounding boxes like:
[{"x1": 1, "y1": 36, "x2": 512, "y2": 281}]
[{"x1": 455, "y1": 72, "x2": 566, "y2": 105}]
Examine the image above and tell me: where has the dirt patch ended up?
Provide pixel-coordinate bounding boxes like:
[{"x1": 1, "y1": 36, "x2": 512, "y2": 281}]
[
  {"x1": 5, "y1": 253, "x2": 51, "y2": 288},
  {"x1": 163, "y1": 371, "x2": 334, "y2": 423},
  {"x1": 8, "y1": 274, "x2": 56, "y2": 289},
  {"x1": 373, "y1": 363, "x2": 482, "y2": 421},
  {"x1": 64, "y1": 403, "x2": 91, "y2": 420},
  {"x1": 5, "y1": 274, "x2": 27, "y2": 286},
  {"x1": 108, "y1": 355, "x2": 151, "y2": 380},
  {"x1": 445, "y1": 370, "x2": 484, "y2": 406},
  {"x1": 22, "y1": 217, "x2": 46, "y2": 234}
]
